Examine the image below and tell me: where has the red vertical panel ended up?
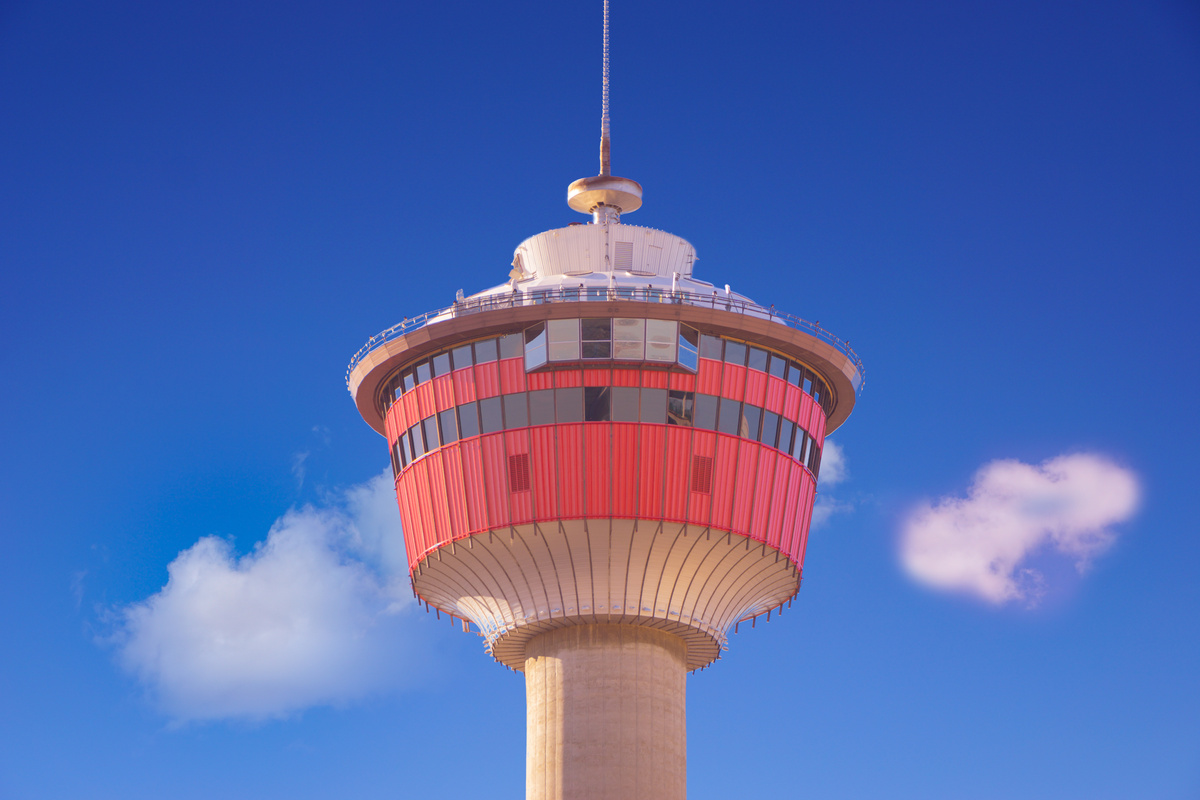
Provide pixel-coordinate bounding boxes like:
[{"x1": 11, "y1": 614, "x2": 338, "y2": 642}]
[
  {"x1": 697, "y1": 358, "x2": 722, "y2": 395},
  {"x1": 688, "y1": 430, "x2": 716, "y2": 527},
  {"x1": 744, "y1": 369, "x2": 768, "y2": 407},
  {"x1": 730, "y1": 438, "x2": 758, "y2": 536},
  {"x1": 506, "y1": 429, "x2": 533, "y2": 524},
  {"x1": 766, "y1": 451, "x2": 790, "y2": 550},
  {"x1": 432, "y1": 375, "x2": 455, "y2": 411},
  {"x1": 555, "y1": 369, "x2": 583, "y2": 388},
  {"x1": 749, "y1": 447, "x2": 777, "y2": 545},
  {"x1": 641, "y1": 369, "x2": 668, "y2": 389},
  {"x1": 401, "y1": 392, "x2": 419, "y2": 429},
  {"x1": 411, "y1": 460, "x2": 436, "y2": 557},
  {"x1": 638, "y1": 424, "x2": 666, "y2": 520},
  {"x1": 441, "y1": 444, "x2": 470, "y2": 540},
  {"x1": 583, "y1": 368, "x2": 609, "y2": 386},
  {"x1": 796, "y1": 479, "x2": 817, "y2": 565},
  {"x1": 530, "y1": 425, "x2": 558, "y2": 520},
  {"x1": 475, "y1": 362, "x2": 501, "y2": 398},
  {"x1": 783, "y1": 384, "x2": 801, "y2": 422},
  {"x1": 452, "y1": 367, "x2": 477, "y2": 403},
  {"x1": 480, "y1": 433, "x2": 510, "y2": 528},
  {"x1": 415, "y1": 382, "x2": 435, "y2": 420},
  {"x1": 710, "y1": 434, "x2": 738, "y2": 531},
  {"x1": 426, "y1": 451, "x2": 452, "y2": 546},
  {"x1": 459, "y1": 438, "x2": 488, "y2": 534},
  {"x1": 780, "y1": 463, "x2": 804, "y2": 561},
  {"x1": 557, "y1": 424, "x2": 585, "y2": 518},
  {"x1": 499, "y1": 358, "x2": 527, "y2": 394},
  {"x1": 613, "y1": 369, "x2": 639, "y2": 387},
  {"x1": 662, "y1": 426, "x2": 692, "y2": 523},
  {"x1": 721, "y1": 364, "x2": 746, "y2": 402},
  {"x1": 395, "y1": 473, "x2": 417, "y2": 570},
  {"x1": 668, "y1": 371, "x2": 696, "y2": 392},
  {"x1": 764, "y1": 376, "x2": 786, "y2": 415},
  {"x1": 611, "y1": 423, "x2": 638, "y2": 517},
  {"x1": 797, "y1": 394, "x2": 814, "y2": 434},
  {"x1": 527, "y1": 371, "x2": 554, "y2": 391},
  {"x1": 584, "y1": 423, "x2": 611, "y2": 517}
]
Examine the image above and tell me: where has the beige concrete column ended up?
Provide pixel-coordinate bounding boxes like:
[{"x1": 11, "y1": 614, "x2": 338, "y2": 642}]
[{"x1": 524, "y1": 624, "x2": 687, "y2": 800}]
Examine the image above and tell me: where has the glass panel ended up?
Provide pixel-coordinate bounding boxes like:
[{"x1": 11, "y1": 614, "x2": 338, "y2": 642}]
[
  {"x1": 416, "y1": 361, "x2": 432, "y2": 384},
  {"x1": 694, "y1": 394, "x2": 718, "y2": 430},
  {"x1": 480, "y1": 396, "x2": 504, "y2": 434},
  {"x1": 548, "y1": 319, "x2": 580, "y2": 361},
  {"x1": 645, "y1": 319, "x2": 677, "y2": 362},
  {"x1": 677, "y1": 325, "x2": 699, "y2": 371},
  {"x1": 778, "y1": 419, "x2": 794, "y2": 455},
  {"x1": 398, "y1": 432, "x2": 410, "y2": 467},
  {"x1": 458, "y1": 402, "x2": 480, "y2": 439},
  {"x1": 499, "y1": 333, "x2": 523, "y2": 359},
  {"x1": 611, "y1": 387, "x2": 639, "y2": 422},
  {"x1": 699, "y1": 335, "x2": 723, "y2": 360},
  {"x1": 812, "y1": 381, "x2": 824, "y2": 404},
  {"x1": 747, "y1": 348, "x2": 768, "y2": 372},
  {"x1": 741, "y1": 405, "x2": 761, "y2": 440},
  {"x1": 717, "y1": 397, "x2": 741, "y2": 435},
  {"x1": 581, "y1": 319, "x2": 611, "y2": 346},
  {"x1": 432, "y1": 352, "x2": 452, "y2": 377},
  {"x1": 803, "y1": 372, "x2": 814, "y2": 394},
  {"x1": 584, "y1": 387, "x2": 611, "y2": 421},
  {"x1": 402, "y1": 369, "x2": 416, "y2": 393},
  {"x1": 503, "y1": 393, "x2": 528, "y2": 429},
  {"x1": 613, "y1": 318, "x2": 645, "y2": 360},
  {"x1": 474, "y1": 338, "x2": 499, "y2": 363},
  {"x1": 556, "y1": 387, "x2": 584, "y2": 423},
  {"x1": 409, "y1": 423, "x2": 425, "y2": 459},
  {"x1": 768, "y1": 354, "x2": 786, "y2": 379},
  {"x1": 423, "y1": 416, "x2": 440, "y2": 450},
  {"x1": 724, "y1": 341, "x2": 747, "y2": 366},
  {"x1": 641, "y1": 387, "x2": 668, "y2": 424},
  {"x1": 809, "y1": 442, "x2": 822, "y2": 478},
  {"x1": 794, "y1": 430, "x2": 808, "y2": 462},
  {"x1": 393, "y1": 380, "x2": 405, "y2": 401},
  {"x1": 439, "y1": 408, "x2": 459, "y2": 444},
  {"x1": 452, "y1": 344, "x2": 474, "y2": 370},
  {"x1": 525, "y1": 343, "x2": 547, "y2": 371},
  {"x1": 761, "y1": 411, "x2": 779, "y2": 447},
  {"x1": 582, "y1": 341, "x2": 612, "y2": 359},
  {"x1": 528, "y1": 389, "x2": 555, "y2": 423},
  {"x1": 786, "y1": 362, "x2": 802, "y2": 386},
  {"x1": 667, "y1": 390, "x2": 694, "y2": 425}
]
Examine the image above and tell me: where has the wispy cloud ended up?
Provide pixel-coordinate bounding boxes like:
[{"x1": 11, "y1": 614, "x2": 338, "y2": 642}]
[
  {"x1": 110, "y1": 471, "x2": 430, "y2": 722},
  {"x1": 812, "y1": 440, "x2": 851, "y2": 528},
  {"x1": 899, "y1": 453, "x2": 1139, "y2": 606}
]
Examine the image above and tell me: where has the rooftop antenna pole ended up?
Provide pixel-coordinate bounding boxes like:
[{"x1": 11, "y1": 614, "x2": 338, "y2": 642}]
[{"x1": 600, "y1": 0, "x2": 611, "y2": 176}]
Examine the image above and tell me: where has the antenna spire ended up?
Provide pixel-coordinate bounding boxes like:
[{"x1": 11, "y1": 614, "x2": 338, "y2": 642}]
[{"x1": 600, "y1": 0, "x2": 611, "y2": 176}]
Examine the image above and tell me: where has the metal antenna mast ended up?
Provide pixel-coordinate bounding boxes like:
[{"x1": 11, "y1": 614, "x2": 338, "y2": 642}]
[{"x1": 600, "y1": 0, "x2": 611, "y2": 176}]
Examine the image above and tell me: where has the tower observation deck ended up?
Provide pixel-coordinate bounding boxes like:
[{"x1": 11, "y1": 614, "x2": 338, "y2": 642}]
[{"x1": 346, "y1": 5, "x2": 862, "y2": 798}]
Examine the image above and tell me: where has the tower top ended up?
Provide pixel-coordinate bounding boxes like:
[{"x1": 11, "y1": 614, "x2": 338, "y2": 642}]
[{"x1": 567, "y1": 0, "x2": 642, "y2": 222}]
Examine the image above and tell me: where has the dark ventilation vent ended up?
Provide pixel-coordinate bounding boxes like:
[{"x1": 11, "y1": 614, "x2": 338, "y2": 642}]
[
  {"x1": 614, "y1": 241, "x2": 634, "y2": 271},
  {"x1": 509, "y1": 453, "x2": 531, "y2": 492},
  {"x1": 691, "y1": 455, "x2": 713, "y2": 494}
]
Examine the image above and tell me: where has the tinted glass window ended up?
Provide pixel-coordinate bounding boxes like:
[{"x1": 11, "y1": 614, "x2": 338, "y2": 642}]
[
  {"x1": 452, "y1": 344, "x2": 474, "y2": 370},
  {"x1": 480, "y1": 396, "x2": 504, "y2": 433},
  {"x1": 747, "y1": 347, "x2": 768, "y2": 372},
  {"x1": 398, "y1": 432, "x2": 410, "y2": 467},
  {"x1": 641, "y1": 388, "x2": 668, "y2": 424},
  {"x1": 809, "y1": 442, "x2": 822, "y2": 478},
  {"x1": 524, "y1": 323, "x2": 548, "y2": 370},
  {"x1": 584, "y1": 387, "x2": 611, "y2": 421},
  {"x1": 611, "y1": 387, "x2": 639, "y2": 422},
  {"x1": 432, "y1": 352, "x2": 452, "y2": 376},
  {"x1": 724, "y1": 341, "x2": 746, "y2": 366},
  {"x1": 668, "y1": 391, "x2": 694, "y2": 425},
  {"x1": 786, "y1": 362, "x2": 802, "y2": 386},
  {"x1": 422, "y1": 416, "x2": 440, "y2": 450},
  {"x1": 474, "y1": 339, "x2": 499, "y2": 363},
  {"x1": 768, "y1": 354, "x2": 786, "y2": 379},
  {"x1": 499, "y1": 333, "x2": 523, "y2": 359},
  {"x1": 409, "y1": 423, "x2": 425, "y2": 459},
  {"x1": 458, "y1": 402, "x2": 480, "y2": 439},
  {"x1": 699, "y1": 335, "x2": 723, "y2": 360},
  {"x1": 694, "y1": 394, "x2": 718, "y2": 430},
  {"x1": 761, "y1": 412, "x2": 780, "y2": 448},
  {"x1": 741, "y1": 405, "x2": 762, "y2": 440},
  {"x1": 794, "y1": 430, "x2": 808, "y2": 462},
  {"x1": 717, "y1": 397, "x2": 741, "y2": 435},
  {"x1": 556, "y1": 387, "x2": 584, "y2": 423},
  {"x1": 778, "y1": 419, "x2": 794, "y2": 455},
  {"x1": 528, "y1": 389, "x2": 555, "y2": 423},
  {"x1": 416, "y1": 361, "x2": 432, "y2": 383},
  {"x1": 803, "y1": 372, "x2": 814, "y2": 394},
  {"x1": 439, "y1": 408, "x2": 458, "y2": 444},
  {"x1": 402, "y1": 370, "x2": 416, "y2": 392},
  {"x1": 503, "y1": 393, "x2": 528, "y2": 429}
]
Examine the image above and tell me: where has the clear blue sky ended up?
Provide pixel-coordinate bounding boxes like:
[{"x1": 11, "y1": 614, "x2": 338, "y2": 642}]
[{"x1": 2, "y1": 1, "x2": 1198, "y2": 798}]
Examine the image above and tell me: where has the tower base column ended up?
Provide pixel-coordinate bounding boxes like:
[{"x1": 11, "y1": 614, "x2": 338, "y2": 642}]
[{"x1": 524, "y1": 624, "x2": 687, "y2": 800}]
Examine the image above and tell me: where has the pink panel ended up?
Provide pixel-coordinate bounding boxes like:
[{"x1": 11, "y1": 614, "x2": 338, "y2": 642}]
[
  {"x1": 744, "y1": 369, "x2": 767, "y2": 407},
  {"x1": 796, "y1": 479, "x2": 817, "y2": 566},
  {"x1": 638, "y1": 424, "x2": 666, "y2": 520},
  {"x1": 441, "y1": 444, "x2": 470, "y2": 540},
  {"x1": 798, "y1": 393, "x2": 814, "y2": 434},
  {"x1": 783, "y1": 384, "x2": 801, "y2": 421},
  {"x1": 641, "y1": 370, "x2": 668, "y2": 389},
  {"x1": 583, "y1": 368, "x2": 609, "y2": 386},
  {"x1": 611, "y1": 423, "x2": 638, "y2": 517},
  {"x1": 401, "y1": 392, "x2": 419, "y2": 429},
  {"x1": 505, "y1": 430, "x2": 534, "y2": 524},
  {"x1": 729, "y1": 438, "x2": 758, "y2": 536},
  {"x1": 710, "y1": 434, "x2": 738, "y2": 531},
  {"x1": 426, "y1": 451, "x2": 452, "y2": 546},
  {"x1": 410, "y1": 460, "x2": 435, "y2": 557},
  {"x1": 527, "y1": 371, "x2": 555, "y2": 391},
  {"x1": 555, "y1": 369, "x2": 582, "y2": 388},
  {"x1": 530, "y1": 425, "x2": 558, "y2": 520},
  {"x1": 697, "y1": 358, "x2": 722, "y2": 395},
  {"x1": 721, "y1": 364, "x2": 746, "y2": 402},
  {"x1": 613, "y1": 369, "x2": 639, "y2": 387},
  {"x1": 668, "y1": 372, "x2": 696, "y2": 392},
  {"x1": 663, "y1": 426, "x2": 692, "y2": 523},
  {"x1": 765, "y1": 451, "x2": 790, "y2": 550},
  {"x1": 432, "y1": 374, "x2": 455, "y2": 412},
  {"x1": 688, "y1": 429, "x2": 717, "y2": 527},
  {"x1": 475, "y1": 362, "x2": 501, "y2": 398},
  {"x1": 452, "y1": 367, "x2": 477, "y2": 403},
  {"x1": 749, "y1": 447, "x2": 777, "y2": 545},
  {"x1": 458, "y1": 438, "x2": 488, "y2": 534},
  {"x1": 764, "y1": 376, "x2": 786, "y2": 415},
  {"x1": 584, "y1": 423, "x2": 611, "y2": 517},
  {"x1": 780, "y1": 460, "x2": 803, "y2": 560},
  {"x1": 557, "y1": 424, "x2": 584, "y2": 518},
  {"x1": 499, "y1": 358, "x2": 527, "y2": 394},
  {"x1": 480, "y1": 433, "x2": 510, "y2": 528},
  {"x1": 812, "y1": 407, "x2": 827, "y2": 445},
  {"x1": 415, "y1": 382, "x2": 435, "y2": 420},
  {"x1": 396, "y1": 473, "x2": 417, "y2": 570}
]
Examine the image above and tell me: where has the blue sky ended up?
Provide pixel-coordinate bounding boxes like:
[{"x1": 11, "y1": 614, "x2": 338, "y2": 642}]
[{"x1": 2, "y1": 1, "x2": 1198, "y2": 798}]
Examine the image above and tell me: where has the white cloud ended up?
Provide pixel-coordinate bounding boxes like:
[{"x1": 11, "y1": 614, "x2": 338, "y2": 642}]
[
  {"x1": 112, "y1": 471, "x2": 429, "y2": 722},
  {"x1": 899, "y1": 453, "x2": 1139, "y2": 606},
  {"x1": 811, "y1": 439, "x2": 851, "y2": 529}
]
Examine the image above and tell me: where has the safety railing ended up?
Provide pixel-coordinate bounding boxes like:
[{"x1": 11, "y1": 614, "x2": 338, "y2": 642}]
[{"x1": 346, "y1": 286, "x2": 864, "y2": 392}]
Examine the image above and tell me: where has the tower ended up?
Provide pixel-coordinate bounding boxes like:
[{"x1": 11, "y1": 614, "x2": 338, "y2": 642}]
[{"x1": 346, "y1": 4, "x2": 862, "y2": 798}]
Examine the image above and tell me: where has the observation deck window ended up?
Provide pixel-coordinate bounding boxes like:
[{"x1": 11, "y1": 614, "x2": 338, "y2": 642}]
[
  {"x1": 503, "y1": 393, "x2": 529, "y2": 429},
  {"x1": 611, "y1": 387, "x2": 640, "y2": 422},
  {"x1": 741, "y1": 404, "x2": 762, "y2": 440},
  {"x1": 452, "y1": 344, "x2": 474, "y2": 370},
  {"x1": 474, "y1": 338, "x2": 499, "y2": 364},
  {"x1": 724, "y1": 341, "x2": 747, "y2": 366},
  {"x1": 480, "y1": 397, "x2": 503, "y2": 434},
  {"x1": 678, "y1": 327, "x2": 699, "y2": 371},
  {"x1": 779, "y1": 419, "x2": 795, "y2": 454},
  {"x1": 408, "y1": 423, "x2": 425, "y2": 460},
  {"x1": 524, "y1": 323, "x2": 548, "y2": 370},
  {"x1": 548, "y1": 319, "x2": 581, "y2": 361},
  {"x1": 768, "y1": 354, "x2": 786, "y2": 379},
  {"x1": 717, "y1": 397, "x2": 741, "y2": 436},
  {"x1": 761, "y1": 411, "x2": 780, "y2": 450},
  {"x1": 415, "y1": 361, "x2": 432, "y2": 384},
  {"x1": 422, "y1": 417, "x2": 439, "y2": 453},
  {"x1": 432, "y1": 352, "x2": 452, "y2": 376},
  {"x1": 613, "y1": 318, "x2": 646, "y2": 360},
  {"x1": 458, "y1": 402, "x2": 480, "y2": 439},
  {"x1": 641, "y1": 387, "x2": 668, "y2": 424},
  {"x1": 439, "y1": 409, "x2": 459, "y2": 445},
  {"x1": 584, "y1": 387, "x2": 611, "y2": 421},
  {"x1": 747, "y1": 347, "x2": 769, "y2": 372},
  {"x1": 694, "y1": 394, "x2": 718, "y2": 430},
  {"x1": 556, "y1": 387, "x2": 584, "y2": 423},
  {"x1": 645, "y1": 319, "x2": 677, "y2": 363},
  {"x1": 499, "y1": 333, "x2": 523, "y2": 359},
  {"x1": 667, "y1": 390, "x2": 694, "y2": 425},
  {"x1": 699, "y1": 335, "x2": 723, "y2": 360},
  {"x1": 581, "y1": 318, "x2": 613, "y2": 359}
]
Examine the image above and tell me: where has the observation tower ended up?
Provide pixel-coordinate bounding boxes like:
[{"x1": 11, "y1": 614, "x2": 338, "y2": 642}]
[{"x1": 346, "y1": 4, "x2": 863, "y2": 798}]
